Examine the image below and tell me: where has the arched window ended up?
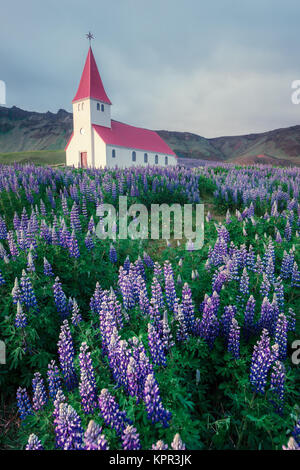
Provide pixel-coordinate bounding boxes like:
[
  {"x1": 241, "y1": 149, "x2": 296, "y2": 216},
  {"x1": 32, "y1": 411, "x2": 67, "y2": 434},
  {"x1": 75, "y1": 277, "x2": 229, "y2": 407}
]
[
  {"x1": 144, "y1": 153, "x2": 148, "y2": 163},
  {"x1": 101, "y1": 104, "x2": 104, "y2": 112},
  {"x1": 81, "y1": 102, "x2": 84, "y2": 110},
  {"x1": 78, "y1": 103, "x2": 80, "y2": 111},
  {"x1": 97, "y1": 103, "x2": 100, "y2": 111},
  {"x1": 132, "y1": 151, "x2": 136, "y2": 162},
  {"x1": 165, "y1": 156, "x2": 168, "y2": 165},
  {"x1": 112, "y1": 149, "x2": 116, "y2": 158},
  {"x1": 155, "y1": 155, "x2": 158, "y2": 164}
]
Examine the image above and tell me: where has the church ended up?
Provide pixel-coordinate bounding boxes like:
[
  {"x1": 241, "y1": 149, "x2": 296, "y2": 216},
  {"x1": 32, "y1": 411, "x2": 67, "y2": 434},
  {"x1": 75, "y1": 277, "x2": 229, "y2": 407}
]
[{"x1": 65, "y1": 46, "x2": 177, "y2": 168}]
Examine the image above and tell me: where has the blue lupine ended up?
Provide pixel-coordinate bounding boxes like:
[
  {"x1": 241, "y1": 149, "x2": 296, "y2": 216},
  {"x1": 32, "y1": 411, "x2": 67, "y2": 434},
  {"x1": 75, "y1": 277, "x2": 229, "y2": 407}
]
[
  {"x1": 32, "y1": 372, "x2": 47, "y2": 411},
  {"x1": 250, "y1": 329, "x2": 278, "y2": 394},
  {"x1": 148, "y1": 323, "x2": 166, "y2": 367},
  {"x1": 0, "y1": 269, "x2": 5, "y2": 285},
  {"x1": 68, "y1": 230, "x2": 80, "y2": 258},
  {"x1": 181, "y1": 283, "x2": 195, "y2": 332},
  {"x1": 20, "y1": 270, "x2": 38, "y2": 310},
  {"x1": 57, "y1": 320, "x2": 78, "y2": 391},
  {"x1": 71, "y1": 299, "x2": 83, "y2": 326},
  {"x1": 43, "y1": 257, "x2": 54, "y2": 276},
  {"x1": 292, "y1": 420, "x2": 300, "y2": 446},
  {"x1": 26, "y1": 434, "x2": 44, "y2": 450},
  {"x1": 109, "y1": 244, "x2": 117, "y2": 263},
  {"x1": 228, "y1": 318, "x2": 240, "y2": 359},
  {"x1": 274, "y1": 313, "x2": 288, "y2": 360},
  {"x1": 122, "y1": 425, "x2": 141, "y2": 450},
  {"x1": 16, "y1": 387, "x2": 33, "y2": 421},
  {"x1": 244, "y1": 295, "x2": 256, "y2": 339},
  {"x1": 79, "y1": 342, "x2": 98, "y2": 414},
  {"x1": 47, "y1": 360, "x2": 62, "y2": 400},
  {"x1": 143, "y1": 373, "x2": 171, "y2": 427},
  {"x1": 98, "y1": 389, "x2": 132, "y2": 436},
  {"x1": 287, "y1": 308, "x2": 296, "y2": 332},
  {"x1": 15, "y1": 301, "x2": 27, "y2": 328},
  {"x1": 270, "y1": 361, "x2": 285, "y2": 414},
  {"x1": 53, "y1": 277, "x2": 69, "y2": 319},
  {"x1": 54, "y1": 403, "x2": 83, "y2": 450},
  {"x1": 84, "y1": 420, "x2": 109, "y2": 450},
  {"x1": 291, "y1": 262, "x2": 300, "y2": 287}
]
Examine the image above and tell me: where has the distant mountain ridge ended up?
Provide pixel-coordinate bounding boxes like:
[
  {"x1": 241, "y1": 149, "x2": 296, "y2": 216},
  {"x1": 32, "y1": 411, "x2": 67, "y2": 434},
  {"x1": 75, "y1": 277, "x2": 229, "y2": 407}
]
[{"x1": 0, "y1": 105, "x2": 300, "y2": 166}]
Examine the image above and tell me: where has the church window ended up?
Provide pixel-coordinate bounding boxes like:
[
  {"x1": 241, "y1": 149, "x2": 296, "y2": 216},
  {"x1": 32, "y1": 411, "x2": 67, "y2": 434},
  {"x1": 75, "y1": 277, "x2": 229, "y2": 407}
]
[
  {"x1": 132, "y1": 151, "x2": 136, "y2": 162},
  {"x1": 112, "y1": 149, "x2": 116, "y2": 158},
  {"x1": 82, "y1": 103, "x2": 84, "y2": 110},
  {"x1": 155, "y1": 155, "x2": 158, "y2": 164},
  {"x1": 144, "y1": 153, "x2": 148, "y2": 163},
  {"x1": 165, "y1": 156, "x2": 168, "y2": 165},
  {"x1": 97, "y1": 103, "x2": 100, "y2": 111},
  {"x1": 101, "y1": 104, "x2": 105, "y2": 112},
  {"x1": 78, "y1": 103, "x2": 80, "y2": 111}
]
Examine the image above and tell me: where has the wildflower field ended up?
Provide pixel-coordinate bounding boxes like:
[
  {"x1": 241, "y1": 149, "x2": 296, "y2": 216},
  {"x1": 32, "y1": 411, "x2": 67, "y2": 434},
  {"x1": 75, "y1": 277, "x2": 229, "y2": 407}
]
[{"x1": 0, "y1": 163, "x2": 299, "y2": 451}]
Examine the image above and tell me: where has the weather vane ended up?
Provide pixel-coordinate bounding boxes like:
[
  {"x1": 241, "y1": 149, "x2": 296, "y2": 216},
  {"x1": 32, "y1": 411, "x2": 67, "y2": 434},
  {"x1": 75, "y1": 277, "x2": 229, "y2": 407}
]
[{"x1": 86, "y1": 31, "x2": 95, "y2": 46}]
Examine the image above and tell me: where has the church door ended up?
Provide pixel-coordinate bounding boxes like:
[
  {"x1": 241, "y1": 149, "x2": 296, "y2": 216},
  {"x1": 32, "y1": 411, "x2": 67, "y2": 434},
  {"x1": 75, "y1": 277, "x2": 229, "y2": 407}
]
[{"x1": 80, "y1": 152, "x2": 87, "y2": 168}]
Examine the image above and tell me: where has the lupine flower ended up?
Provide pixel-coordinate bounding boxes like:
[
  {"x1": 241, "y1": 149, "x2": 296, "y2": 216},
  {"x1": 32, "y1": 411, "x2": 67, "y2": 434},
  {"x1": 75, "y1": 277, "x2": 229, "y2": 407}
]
[
  {"x1": 239, "y1": 268, "x2": 249, "y2": 297},
  {"x1": 85, "y1": 231, "x2": 94, "y2": 251},
  {"x1": 79, "y1": 342, "x2": 97, "y2": 414},
  {"x1": 250, "y1": 329, "x2": 278, "y2": 394},
  {"x1": 291, "y1": 262, "x2": 300, "y2": 287},
  {"x1": 287, "y1": 308, "x2": 296, "y2": 332},
  {"x1": 270, "y1": 361, "x2": 285, "y2": 414},
  {"x1": 143, "y1": 373, "x2": 171, "y2": 427},
  {"x1": 84, "y1": 420, "x2": 109, "y2": 450},
  {"x1": 16, "y1": 387, "x2": 33, "y2": 421},
  {"x1": 57, "y1": 320, "x2": 78, "y2": 391},
  {"x1": 20, "y1": 270, "x2": 38, "y2": 310},
  {"x1": 54, "y1": 403, "x2": 83, "y2": 450},
  {"x1": 53, "y1": 277, "x2": 69, "y2": 319},
  {"x1": 282, "y1": 437, "x2": 300, "y2": 450},
  {"x1": 274, "y1": 313, "x2": 288, "y2": 360},
  {"x1": 32, "y1": 372, "x2": 47, "y2": 411},
  {"x1": 26, "y1": 434, "x2": 44, "y2": 450},
  {"x1": 68, "y1": 230, "x2": 80, "y2": 258},
  {"x1": 122, "y1": 425, "x2": 141, "y2": 450},
  {"x1": 148, "y1": 323, "x2": 166, "y2": 367},
  {"x1": 109, "y1": 244, "x2": 117, "y2": 263},
  {"x1": 244, "y1": 295, "x2": 256, "y2": 339},
  {"x1": 152, "y1": 440, "x2": 169, "y2": 450},
  {"x1": 15, "y1": 300, "x2": 27, "y2": 328},
  {"x1": 228, "y1": 318, "x2": 240, "y2": 359},
  {"x1": 43, "y1": 257, "x2": 54, "y2": 276},
  {"x1": 47, "y1": 360, "x2": 62, "y2": 400},
  {"x1": 143, "y1": 251, "x2": 154, "y2": 268},
  {"x1": 98, "y1": 389, "x2": 132, "y2": 436},
  {"x1": 292, "y1": 420, "x2": 300, "y2": 446},
  {"x1": 71, "y1": 299, "x2": 83, "y2": 326},
  {"x1": 221, "y1": 305, "x2": 236, "y2": 338},
  {"x1": 181, "y1": 283, "x2": 195, "y2": 332},
  {"x1": 171, "y1": 433, "x2": 186, "y2": 450},
  {"x1": 0, "y1": 269, "x2": 5, "y2": 286}
]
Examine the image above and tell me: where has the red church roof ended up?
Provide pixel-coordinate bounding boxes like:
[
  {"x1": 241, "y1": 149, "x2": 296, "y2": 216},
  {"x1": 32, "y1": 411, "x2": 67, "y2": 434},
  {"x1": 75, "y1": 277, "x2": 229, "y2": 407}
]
[
  {"x1": 72, "y1": 47, "x2": 112, "y2": 104},
  {"x1": 93, "y1": 120, "x2": 177, "y2": 156}
]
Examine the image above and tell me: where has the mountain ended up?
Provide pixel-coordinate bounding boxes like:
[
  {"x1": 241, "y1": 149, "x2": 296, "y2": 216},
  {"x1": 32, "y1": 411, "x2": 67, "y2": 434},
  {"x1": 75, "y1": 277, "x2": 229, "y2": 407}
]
[{"x1": 0, "y1": 106, "x2": 300, "y2": 166}]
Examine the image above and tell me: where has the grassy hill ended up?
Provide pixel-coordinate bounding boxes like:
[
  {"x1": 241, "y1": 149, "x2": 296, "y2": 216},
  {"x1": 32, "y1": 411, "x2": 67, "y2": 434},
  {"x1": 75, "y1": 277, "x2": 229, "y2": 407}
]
[{"x1": 0, "y1": 150, "x2": 65, "y2": 165}]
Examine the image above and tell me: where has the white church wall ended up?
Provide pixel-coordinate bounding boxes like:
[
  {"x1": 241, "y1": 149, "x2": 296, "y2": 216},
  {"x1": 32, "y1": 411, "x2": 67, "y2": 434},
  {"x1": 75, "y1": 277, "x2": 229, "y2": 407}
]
[
  {"x1": 104, "y1": 145, "x2": 177, "y2": 168},
  {"x1": 93, "y1": 131, "x2": 107, "y2": 168},
  {"x1": 90, "y1": 99, "x2": 111, "y2": 128}
]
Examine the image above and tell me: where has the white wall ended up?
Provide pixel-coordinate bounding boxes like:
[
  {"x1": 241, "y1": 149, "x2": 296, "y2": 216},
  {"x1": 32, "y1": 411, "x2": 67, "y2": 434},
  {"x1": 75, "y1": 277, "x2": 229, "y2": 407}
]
[
  {"x1": 93, "y1": 130, "x2": 107, "y2": 168},
  {"x1": 105, "y1": 145, "x2": 177, "y2": 168},
  {"x1": 90, "y1": 99, "x2": 111, "y2": 128}
]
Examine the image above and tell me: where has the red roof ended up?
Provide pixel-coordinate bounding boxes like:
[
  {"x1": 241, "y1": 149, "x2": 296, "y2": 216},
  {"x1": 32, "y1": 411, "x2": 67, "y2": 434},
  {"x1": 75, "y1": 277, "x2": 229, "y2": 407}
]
[
  {"x1": 72, "y1": 47, "x2": 111, "y2": 104},
  {"x1": 93, "y1": 120, "x2": 177, "y2": 156}
]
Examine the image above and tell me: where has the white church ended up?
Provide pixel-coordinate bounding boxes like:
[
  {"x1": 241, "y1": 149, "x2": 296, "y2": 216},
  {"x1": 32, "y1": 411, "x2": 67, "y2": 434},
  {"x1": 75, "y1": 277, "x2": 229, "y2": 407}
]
[{"x1": 66, "y1": 46, "x2": 177, "y2": 168}]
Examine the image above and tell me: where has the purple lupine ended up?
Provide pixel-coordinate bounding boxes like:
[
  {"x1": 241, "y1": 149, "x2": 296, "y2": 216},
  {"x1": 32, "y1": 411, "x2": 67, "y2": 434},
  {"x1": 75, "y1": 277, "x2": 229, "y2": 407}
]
[
  {"x1": 291, "y1": 262, "x2": 300, "y2": 287},
  {"x1": 259, "y1": 274, "x2": 271, "y2": 298},
  {"x1": 274, "y1": 313, "x2": 288, "y2": 360},
  {"x1": 70, "y1": 202, "x2": 81, "y2": 232},
  {"x1": 98, "y1": 389, "x2": 132, "y2": 436},
  {"x1": 54, "y1": 403, "x2": 83, "y2": 450},
  {"x1": 7, "y1": 230, "x2": 19, "y2": 258},
  {"x1": 118, "y1": 267, "x2": 135, "y2": 310},
  {"x1": 181, "y1": 283, "x2": 195, "y2": 332},
  {"x1": 15, "y1": 300, "x2": 27, "y2": 328},
  {"x1": 20, "y1": 270, "x2": 38, "y2": 310},
  {"x1": 171, "y1": 433, "x2": 186, "y2": 450},
  {"x1": 151, "y1": 277, "x2": 164, "y2": 311},
  {"x1": 143, "y1": 373, "x2": 171, "y2": 427},
  {"x1": 244, "y1": 295, "x2": 256, "y2": 339},
  {"x1": 143, "y1": 251, "x2": 154, "y2": 268},
  {"x1": 16, "y1": 387, "x2": 33, "y2": 421},
  {"x1": 228, "y1": 318, "x2": 240, "y2": 359},
  {"x1": 85, "y1": 231, "x2": 94, "y2": 251},
  {"x1": 292, "y1": 420, "x2": 300, "y2": 446},
  {"x1": 71, "y1": 299, "x2": 83, "y2": 326},
  {"x1": 47, "y1": 360, "x2": 62, "y2": 400},
  {"x1": 164, "y1": 261, "x2": 176, "y2": 311},
  {"x1": 43, "y1": 257, "x2": 54, "y2": 276},
  {"x1": 148, "y1": 323, "x2": 166, "y2": 367},
  {"x1": 152, "y1": 440, "x2": 169, "y2": 450},
  {"x1": 84, "y1": 420, "x2": 109, "y2": 450},
  {"x1": 26, "y1": 251, "x2": 35, "y2": 273},
  {"x1": 274, "y1": 276, "x2": 285, "y2": 312},
  {"x1": 0, "y1": 216, "x2": 7, "y2": 239},
  {"x1": 122, "y1": 425, "x2": 141, "y2": 450},
  {"x1": 126, "y1": 356, "x2": 139, "y2": 399},
  {"x1": 12, "y1": 279, "x2": 21, "y2": 305},
  {"x1": 250, "y1": 329, "x2": 278, "y2": 394},
  {"x1": 259, "y1": 297, "x2": 274, "y2": 333},
  {"x1": 287, "y1": 307, "x2": 296, "y2": 332},
  {"x1": 161, "y1": 311, "x2": 174, "y2": 352},
  {"x1": 68, "y1": 230, "x2": 80, "y2": 258},
  {"x1": 239, "y1": 268, "x2": 249, "y2": 297},
  {"x1": 32, "y1": 372, "x2": 47, "y2": 411},
  {"x1": 109, "y1": 244, "x2": 117, "y2": 263},
  {"x1": 26, "y1": 434, "x2": 44, "y2": 450},
  {"x1": 57, "y1": 320, "x2": 78, "y2": 391},
  {"x1": 79, "y1": 342, "x2": 97, "y2": 414},
  {"x1": 0, "y1": 269, "x2": 5, "y2": 286},
  {"x1": 221, "y1": 305, "x2": 236, "y2": 339},
  {"x1": 197, "y1": 297, "x2": 219, "y2": 349},
  {"x1": 270, "y1": 361, "x2": 285, "y2": 414},
  {"x1": 53, "y1": 277, "x2": 69, "y2": 319}
]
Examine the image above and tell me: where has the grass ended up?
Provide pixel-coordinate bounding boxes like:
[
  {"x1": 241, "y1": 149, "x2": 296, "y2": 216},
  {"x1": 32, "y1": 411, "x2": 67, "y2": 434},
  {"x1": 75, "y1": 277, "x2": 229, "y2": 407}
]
[{"x1": 0, "y1": 150, "x2": 65, "y2": 166}]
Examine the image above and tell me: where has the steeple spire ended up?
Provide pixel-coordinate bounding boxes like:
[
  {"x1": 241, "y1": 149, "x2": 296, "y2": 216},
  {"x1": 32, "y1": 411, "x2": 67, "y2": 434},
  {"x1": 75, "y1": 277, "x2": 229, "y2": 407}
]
[{"x1": 72, "y1": 47, "x2": 112, "y2": 104}]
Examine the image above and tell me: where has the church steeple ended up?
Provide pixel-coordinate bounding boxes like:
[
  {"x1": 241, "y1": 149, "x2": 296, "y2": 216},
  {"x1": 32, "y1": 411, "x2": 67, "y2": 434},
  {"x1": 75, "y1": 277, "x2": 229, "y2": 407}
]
[{"x1": 72, "y1": 47, "x2": 111, "y2": 104}]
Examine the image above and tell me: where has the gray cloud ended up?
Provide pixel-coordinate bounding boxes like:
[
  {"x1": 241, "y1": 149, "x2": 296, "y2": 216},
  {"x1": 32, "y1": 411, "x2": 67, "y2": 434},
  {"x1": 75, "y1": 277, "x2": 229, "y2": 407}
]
[{"x1": 1, "y1": 0, "x2": 300, "y2": 137}]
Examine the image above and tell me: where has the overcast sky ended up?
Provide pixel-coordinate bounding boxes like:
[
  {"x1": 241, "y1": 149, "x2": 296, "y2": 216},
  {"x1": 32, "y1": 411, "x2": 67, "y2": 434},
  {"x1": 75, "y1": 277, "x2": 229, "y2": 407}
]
[{"x1": 1, "y1": 0, "x2": 300, "y2": 137}]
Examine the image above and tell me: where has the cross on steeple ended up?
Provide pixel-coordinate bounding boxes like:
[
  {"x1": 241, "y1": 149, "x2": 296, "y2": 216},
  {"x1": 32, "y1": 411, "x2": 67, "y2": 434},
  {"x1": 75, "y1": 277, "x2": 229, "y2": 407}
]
[{"x1": 86, "y1": 31, "x2": 94, "y2": 46}]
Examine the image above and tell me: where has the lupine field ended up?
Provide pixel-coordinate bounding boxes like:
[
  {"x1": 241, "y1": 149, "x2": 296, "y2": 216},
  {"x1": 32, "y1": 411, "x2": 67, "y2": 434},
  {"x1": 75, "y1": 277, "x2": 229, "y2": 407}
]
[{"x1": 0, "y1": 162, "x2": 299, "y2": 451}]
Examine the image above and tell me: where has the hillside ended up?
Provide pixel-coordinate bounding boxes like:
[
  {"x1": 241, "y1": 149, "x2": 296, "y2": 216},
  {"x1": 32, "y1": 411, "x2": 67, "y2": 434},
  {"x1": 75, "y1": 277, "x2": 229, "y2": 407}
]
[{"x1": 1, "y1": 106, "x2": 300, "y2": 165}]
